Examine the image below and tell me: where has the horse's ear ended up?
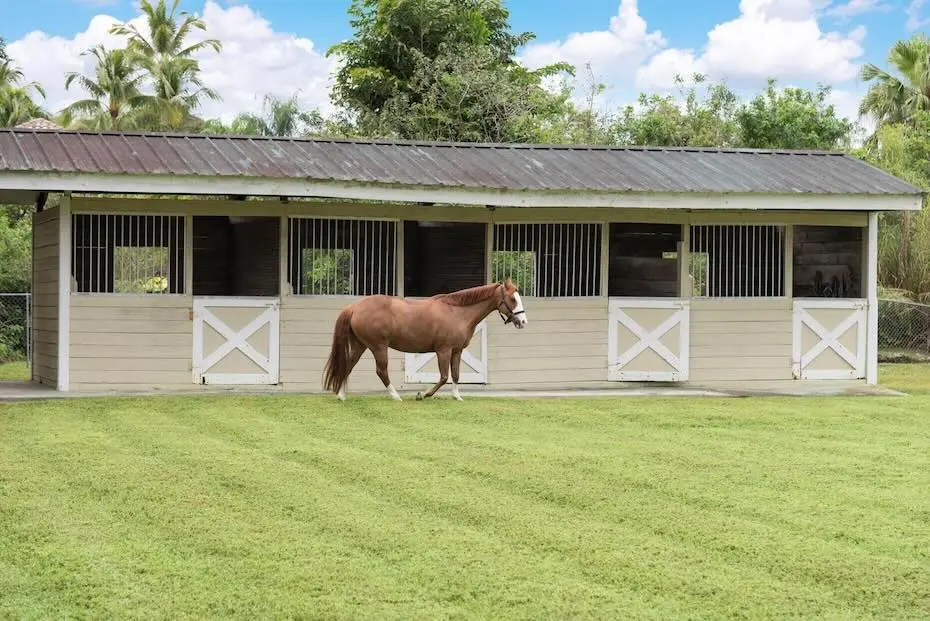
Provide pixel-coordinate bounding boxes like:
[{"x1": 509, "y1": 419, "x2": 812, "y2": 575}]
[{"x1": 504, "y1": 277, "x2": 515, "y2": 291}]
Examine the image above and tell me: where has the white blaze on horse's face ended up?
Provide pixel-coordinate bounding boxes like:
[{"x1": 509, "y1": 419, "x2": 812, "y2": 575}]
[{"x1": 512, "y1": 291, "x2": 527, "y2": 329}]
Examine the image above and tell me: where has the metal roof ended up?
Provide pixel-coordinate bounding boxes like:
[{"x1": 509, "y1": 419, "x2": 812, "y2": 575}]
[{"x1": 0, "y1": 128, "x2": 921, "y2": 196}]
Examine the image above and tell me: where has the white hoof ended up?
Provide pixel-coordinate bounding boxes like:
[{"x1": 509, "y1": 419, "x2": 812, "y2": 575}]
[
  {"x1": 387, "y1": 384, "x2": 402, "y2": 401},
  {"x1": 452, "y1": 384, "x2": 463, "y2": 401},
  {"x1": 337, "y1": 386, "x2": 346, "y2": 401}
]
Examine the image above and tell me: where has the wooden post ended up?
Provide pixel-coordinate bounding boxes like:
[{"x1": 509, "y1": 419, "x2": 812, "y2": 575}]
[
  {"x1": 866, "y1": 212, "x2": 879, "y2": 385},
  {"x1": 600, "y1": 222, "x2": 610, "y2": 297},
  {"x1": 279, "y1": 215, "x2": 289, "y2": 296},
  {"x1": 57, "y1": 192, "x2": 71, "y2": 391},
  {"x1": 678, "y1": 222, "x2": 691, "y2": 298}
]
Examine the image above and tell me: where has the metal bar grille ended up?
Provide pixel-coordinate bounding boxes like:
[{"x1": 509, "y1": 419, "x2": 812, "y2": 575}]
[
  {"x1": 492, "y1": 223, "x2": 601, "y2": 297},
  {"x1": 71, "y1": 214, "x2": 186, "y2": 294},
  {"x1": 287, "y1": 217, "x2": 397, "y2": 296},
  {"x1": 689, "y1": 224, "x2": 786, "y2": 297}
]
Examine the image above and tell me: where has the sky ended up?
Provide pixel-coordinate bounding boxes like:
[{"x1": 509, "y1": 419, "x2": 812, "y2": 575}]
[{"x1": 2, "y1": 0, "x2": 928, "y2": 129}]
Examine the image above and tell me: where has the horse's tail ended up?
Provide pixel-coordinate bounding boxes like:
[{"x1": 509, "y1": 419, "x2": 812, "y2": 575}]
[{"x1": 323, "y1": 305, "x2": 354, "y2": 394}]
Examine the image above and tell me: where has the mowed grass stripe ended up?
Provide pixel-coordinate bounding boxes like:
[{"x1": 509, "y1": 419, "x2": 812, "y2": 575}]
[{"x1": 1, "y1": 369, "x2": 929, "y2": 619}]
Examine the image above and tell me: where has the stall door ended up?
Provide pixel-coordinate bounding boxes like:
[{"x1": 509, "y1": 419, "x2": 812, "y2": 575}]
[
  {"x1": 608, "y1": 299, "x2": 690, "y2": 382},
  {"x1": 193, "y1": 297, "x2": 280, "y2": 385},
  {"x1": 792, "y1": 299, "x2": 867, "y2": 379},
  {"x1": 404, "y1": 320, "x2": 488, "y2": 384}
]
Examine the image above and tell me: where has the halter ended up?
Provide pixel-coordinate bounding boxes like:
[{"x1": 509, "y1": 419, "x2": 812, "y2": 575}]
[{"x1": 497, "y1": 283, "x2": 525, "y2": 325}]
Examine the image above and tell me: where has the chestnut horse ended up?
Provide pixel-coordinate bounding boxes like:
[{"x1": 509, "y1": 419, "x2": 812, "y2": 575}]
[{"x1": 323, "y1": 279, "x2": 527, "y2": 401}]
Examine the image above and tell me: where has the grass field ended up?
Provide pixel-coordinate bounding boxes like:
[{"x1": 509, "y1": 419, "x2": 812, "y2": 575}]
[
  {"x1": 1, "y1": 366, "x2": 929, "y2": 619},
  {"x1": 0, "y1": 361, "x2": 28, "y2": 381}
]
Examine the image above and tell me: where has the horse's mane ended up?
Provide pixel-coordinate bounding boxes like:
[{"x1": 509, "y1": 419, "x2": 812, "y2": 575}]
[{"x1": 433, "y1": 283, "x2": 500, "y2": 307}]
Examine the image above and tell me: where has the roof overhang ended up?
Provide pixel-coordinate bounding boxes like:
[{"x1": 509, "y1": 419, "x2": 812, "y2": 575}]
[{"x1": 0, "y1": 171, "x2": 923, "y2": 212}]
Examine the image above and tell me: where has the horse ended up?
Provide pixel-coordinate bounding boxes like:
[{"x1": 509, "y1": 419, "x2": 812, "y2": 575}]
[{"x1": 322, "y1": 279, "x2": 528, "y2": 401}]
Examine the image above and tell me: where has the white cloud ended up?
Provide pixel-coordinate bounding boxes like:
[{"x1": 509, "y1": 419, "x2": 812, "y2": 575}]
[
  {"x1": 636, "y1": 0, "x2": 866, "y2": 90},
  {"x1": 518, "y1": 0, "x2": 665, "y2": 100},
  {"x1": 7, "y1": 1, "x2": 336, "y2": 122},
  {"x1": 824, "y1": 0, "x2": 892, "y2": 18},
  {"x1": 907, "y1": 0, "x2": 929, "y2": 30}
]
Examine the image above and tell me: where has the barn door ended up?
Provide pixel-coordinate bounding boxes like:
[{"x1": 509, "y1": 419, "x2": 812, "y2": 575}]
[
  {"x1": 193, "y1": 297, "x2": 280, "y2": 385},
  {"x1": 404, "y1": 320, "x2": 488, "y2": 384},
  {"x1": 792, "y1": 299, "x2": 867, "y2": 379},
  {"x1": 608, "y1": 299, "x2": 690, "y2": 381}
]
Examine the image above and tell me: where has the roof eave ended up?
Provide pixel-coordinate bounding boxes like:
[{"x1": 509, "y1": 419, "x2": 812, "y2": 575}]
[{"x1": 0, "y1": 170, "x2": 923, "y2": 212}]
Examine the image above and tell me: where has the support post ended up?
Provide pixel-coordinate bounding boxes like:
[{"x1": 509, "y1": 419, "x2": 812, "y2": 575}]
[
  {"x1": 57, "y1": 192, "x2": 71, "y2": 391},
  {"x1": 396, "y1": 220, "x2": 405, "y2": 297},
  {"x1": 184, "y1": 214, "x2": 193, "y2": 296},
  {"x1": 783, "y1": 224, "x2": 794, "y2": 297},
  {"x1": 678, "y1": 222, "x2": 691, "y2": 298},
  {"x1": 279, "y1": 215, "x2": 289, "y2": 296},
  {"x1": 600, "y1": 222, "x2": 610, "y2": 297},
  {"x1": 485, "y1": 221, "x2": 493, "y2": 284},
  {"x1": 866, "y1": 212, "x2": 879, "y2": 385}
]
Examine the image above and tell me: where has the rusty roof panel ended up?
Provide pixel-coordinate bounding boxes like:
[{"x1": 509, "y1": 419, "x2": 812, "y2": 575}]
[{"x1": 0, "y1": 128, "x2": 922, "y2": 196}]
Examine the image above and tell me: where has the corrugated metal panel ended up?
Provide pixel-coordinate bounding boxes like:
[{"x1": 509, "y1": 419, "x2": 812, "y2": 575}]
[{"x1": 0, "y1": 128, "x2": 922, "y2": 196}]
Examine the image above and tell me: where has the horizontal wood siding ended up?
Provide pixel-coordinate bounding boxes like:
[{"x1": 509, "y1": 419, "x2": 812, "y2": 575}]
[
  {"x1": 32, "y1": 208, "x2": 59, "y2": 386},
  {"x1": 69, "y1": 295, "x2": 193, "y2": 389},
  {"x1": 487, "y1": 298, "x2": 608, "y2": 388},
  {"x1": 279, "y1": 296, "x2": 403, "y2": 393},
  {"x1": 689, "y1": 299, "x2": 793, "y2": 382}
]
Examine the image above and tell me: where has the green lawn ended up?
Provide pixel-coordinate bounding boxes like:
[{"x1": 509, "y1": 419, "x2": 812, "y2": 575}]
[
  {"x1": 0, "y1": 361, "x2": 28, "y2": 382},
  {"x1": 1, "y1": 367, "x2": 929, "y2": 619}
]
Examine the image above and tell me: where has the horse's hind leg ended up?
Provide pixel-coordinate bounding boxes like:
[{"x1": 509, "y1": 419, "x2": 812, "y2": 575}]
[
  {"x1": 423, "y1": 348, "x2": 451, "y2": 399},
  {"x1": 450, "y1": 349, "x2": 464, "y2": 401},
  {"x1": 372, "y1": 345, "x2": 401, "y2": 401},
  {"x1": 338, "y1": 339, "x2": 367, "y2": 401}
]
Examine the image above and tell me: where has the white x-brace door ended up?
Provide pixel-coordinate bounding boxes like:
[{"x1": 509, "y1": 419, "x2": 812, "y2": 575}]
[
  {"x1": 192, "y1": 297, "x2": 280, "y2": 385},
  {"x1": 608, "y1": 298, "x2": 690, "y2": 382},
  {"x1": 792, "y1": 299, "x2": 867, "y2": 380},
  {"x1": 404, "y1": 320, "x2": 488, "y2": 384}
]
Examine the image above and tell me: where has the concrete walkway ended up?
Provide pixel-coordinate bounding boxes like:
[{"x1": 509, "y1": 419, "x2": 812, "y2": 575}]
[{"x1": 0, "y1": 381, "x2": 906, "y2": 402}]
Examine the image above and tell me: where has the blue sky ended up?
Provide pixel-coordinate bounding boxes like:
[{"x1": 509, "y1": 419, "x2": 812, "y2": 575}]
[{"x1": 2, "y1": 0, "x2": 928, "y2": 126}]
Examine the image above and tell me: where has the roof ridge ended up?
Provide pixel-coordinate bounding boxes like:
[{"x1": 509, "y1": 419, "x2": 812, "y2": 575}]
[{"x1": 0, "y1": 127, "x2": 848, "y2": 156}]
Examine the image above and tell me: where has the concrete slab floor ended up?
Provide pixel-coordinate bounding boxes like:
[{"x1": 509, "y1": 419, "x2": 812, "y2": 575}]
[{"x1": 0, "y1": 381, "x2": 907, "y2": 402}]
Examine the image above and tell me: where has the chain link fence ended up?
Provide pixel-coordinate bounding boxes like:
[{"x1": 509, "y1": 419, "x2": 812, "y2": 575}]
[
  {"x1": 0, "y1": 294, "x2": 32, "y2": 377},
  {"x1": 878, "y1": 298, "x2": 930, "y2": 363}
]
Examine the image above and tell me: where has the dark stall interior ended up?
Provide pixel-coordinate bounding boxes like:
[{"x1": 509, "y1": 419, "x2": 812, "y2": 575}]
[
  {"x1": 404, "y1": 221, "x2": 487, "y2": 297},
  {"x1": 192, "y1": 216, "x2": 280, "y2": 296}
]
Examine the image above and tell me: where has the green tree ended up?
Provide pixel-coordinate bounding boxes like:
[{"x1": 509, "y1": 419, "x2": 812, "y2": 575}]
[
  {"x1": 856, "y1": 111, "x2": 930, "y2": 299},
  {"x1": 611, "y1": 74, "x2": 739, "y2": 147},
  {"x1": 62, "y1": 45, "x2": 153, "y2": 130},
  {"x1": 0, "y1": 210, "x2": 31, "y2": 293},
  {"x1": 0, "y1": 36, "x2": 8, "y2": 63},
  {"x1": 327, "y1": 0, "x2": 572, "y2": 141},
  {"x1": 0, "y1": 54, "x2": 47, "y2": 127},
  {"x1": 736, "y1": 79, "x2": 854, "y2": 150},
  {"x1": 110, "y1": 0, "x2": 222, "y2": 130},
  {"x1": 203, "y1": 93, "x2": 316, "y2": 137},
  {"x1": 859, "y1": 33, "x2": 930, "y2": 130}
]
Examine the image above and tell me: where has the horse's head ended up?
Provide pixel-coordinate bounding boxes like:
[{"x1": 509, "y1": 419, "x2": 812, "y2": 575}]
[{"x1": 498, "y1": 278, "x2": 528, "y2": 329}]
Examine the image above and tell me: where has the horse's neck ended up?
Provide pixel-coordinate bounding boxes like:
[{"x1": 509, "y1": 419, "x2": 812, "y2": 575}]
[{"x1": 459, "y1": 292, "x2": 499, "y2": 330}]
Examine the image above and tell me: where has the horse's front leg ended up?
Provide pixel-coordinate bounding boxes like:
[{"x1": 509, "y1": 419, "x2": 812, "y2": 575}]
[
  {"x1": 421, "y1": 348, "x2": 451, "y2": 399},
  {"x1": 450, "y1": 349, "x2": 464, "y2": 401}
]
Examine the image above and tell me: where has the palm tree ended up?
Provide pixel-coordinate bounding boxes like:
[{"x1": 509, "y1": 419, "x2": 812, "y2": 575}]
[
  {"x1": 62, "y1": 45, "x2": 153, "y2": 130},
  {"x1": 0, "y1": 56, "x2": 48, "y2": 127},
  {"x1": 859, "y1": 33, "x2": 930, "y2": 128},
  {"x1": 110, "y1": 0, "x2": 222, "y2": 129}
]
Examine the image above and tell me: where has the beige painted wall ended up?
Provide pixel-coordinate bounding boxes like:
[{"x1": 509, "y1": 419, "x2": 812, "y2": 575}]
[
  {"x1": 689, "y1": 298, "x2": 794, "y2": 382},
  {"x1": 32, "y1": 208, "x2": 59, "y2": 386},
  {"x1": 69, "y1": 295, "x2": 193, "y2": 391}
]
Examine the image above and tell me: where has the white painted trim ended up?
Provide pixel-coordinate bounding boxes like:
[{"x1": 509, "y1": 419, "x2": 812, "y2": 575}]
[
  {"x1": 57, "y1": 193, "x2": 71, "y2": 391},
  {"x1": 192, "y1": 297, "x2": 280, "y2": 385},
  {"x1": 792, "y1": 299, "x2": 867, "y2": 380},
  {"x1": 866, "y1": 212, "x2": 879, "y2": 385},
  {"x1": 404, "y1": 321, "x2": 488, "y2": 384},
  {"x1": 3, "y1": 171, "x2": 921, "y2": 211},
  {"x1": 607, "y1": 298, "x2": 690, "y2": 382}
]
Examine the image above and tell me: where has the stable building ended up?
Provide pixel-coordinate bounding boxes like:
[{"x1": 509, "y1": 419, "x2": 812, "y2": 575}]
[{"x1": 0, "y1": 128, "x2": 922, "y2": 395}]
